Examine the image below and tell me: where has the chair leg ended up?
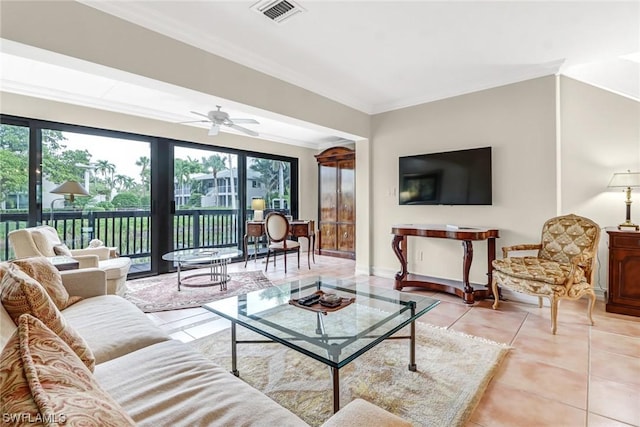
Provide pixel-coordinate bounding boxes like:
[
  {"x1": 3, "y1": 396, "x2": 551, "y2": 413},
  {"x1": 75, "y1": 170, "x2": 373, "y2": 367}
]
[
  {"x1": 297, "y1": 248, "x2": 300, "y2": 269},
  {"x1": 586, "y1": 290, "x2": 596, "y2": 326},
  {"x1": 491, "y1": 276, "x2": 500, "y2": 310},
  {"x1": 265, "y1": 250, "x2": 271, "y2": 272},
  {"x1": 550, "y1": 297, "x2": 559, "y2": 335},
  {"x1": 283, "y1": 250, "x2": 287, "y2": 273}
]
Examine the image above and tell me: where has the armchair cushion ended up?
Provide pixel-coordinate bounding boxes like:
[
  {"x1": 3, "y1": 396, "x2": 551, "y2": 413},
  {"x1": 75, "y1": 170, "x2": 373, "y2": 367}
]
[
  {"x1": 0, "y1": 314, "x2": 135, "y2": 427},
  {"x1": 11, "y1": 257, "x2": 81, "y2": 310},
  {"x1": 0, "y1": 265, "x2": 95, "y2": 371},
  {"x1": 492, "y1": 256, "x2": 586, "y2": 286},
  {"x1": 29, "y1": 227, "x2": 62, "y2": 257}
]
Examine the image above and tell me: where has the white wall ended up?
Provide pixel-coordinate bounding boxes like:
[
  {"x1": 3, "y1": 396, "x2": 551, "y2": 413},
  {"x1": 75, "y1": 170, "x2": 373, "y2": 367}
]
[
  {"x1": 560, "y1": 76, "x2": 640, "y2": 291},
  {"x1": 370, "y1": 77, "x2": 558, "y2": 283}
]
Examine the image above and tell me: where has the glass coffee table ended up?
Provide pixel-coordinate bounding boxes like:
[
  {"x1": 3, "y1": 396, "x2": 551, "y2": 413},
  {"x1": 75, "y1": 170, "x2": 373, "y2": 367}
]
[
  {"x1": 162, "y1": 247, "x2": 241, "y2": 291},
  {"x1": 203, "y1": 276, "x2": 439, "y2": 413}
]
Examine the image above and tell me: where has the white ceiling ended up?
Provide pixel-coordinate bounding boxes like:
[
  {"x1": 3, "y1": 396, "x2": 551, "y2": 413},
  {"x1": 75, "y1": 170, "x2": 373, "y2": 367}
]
[{"x1": 2, "y1": 1, "x2": 639, "y2": 148}]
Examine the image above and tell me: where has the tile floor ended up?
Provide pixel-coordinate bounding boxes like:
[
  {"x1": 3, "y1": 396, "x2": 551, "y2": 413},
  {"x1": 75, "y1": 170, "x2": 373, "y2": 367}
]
[{"x1": 143, "y1": 255, "x2": 640, "y2": 427}]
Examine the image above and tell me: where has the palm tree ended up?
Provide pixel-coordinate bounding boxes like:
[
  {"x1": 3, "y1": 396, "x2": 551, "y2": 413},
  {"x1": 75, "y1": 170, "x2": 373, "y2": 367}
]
[
  {"x1": 201, "y1": 154, "x2": 226, "y2": 206},
  {"x1": 135, "y1": 156, "x2": 150, "y2": 198}
]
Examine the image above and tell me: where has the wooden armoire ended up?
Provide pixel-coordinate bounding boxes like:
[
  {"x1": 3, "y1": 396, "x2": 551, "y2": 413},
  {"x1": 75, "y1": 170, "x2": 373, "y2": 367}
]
[{"x1": 315, "y1": 146, "x2": 355, "y2": 259}]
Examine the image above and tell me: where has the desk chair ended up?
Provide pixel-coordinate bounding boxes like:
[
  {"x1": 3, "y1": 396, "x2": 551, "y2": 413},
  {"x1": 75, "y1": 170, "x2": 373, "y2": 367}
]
[{"x1": 264, "y1": 212, "x2": 300, "y2": 273}]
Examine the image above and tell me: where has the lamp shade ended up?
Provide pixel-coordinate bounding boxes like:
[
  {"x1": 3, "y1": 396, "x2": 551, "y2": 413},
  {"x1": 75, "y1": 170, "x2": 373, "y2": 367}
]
[
  {"x1": 50, "y1": 180, "x2": 90, "y2": 202},
  {"x1": 251, "y1": 198, "x2": 266, "y2": 210},
  {"x1": 607, "y1": 171, "x2": 640, "y2": 188}
]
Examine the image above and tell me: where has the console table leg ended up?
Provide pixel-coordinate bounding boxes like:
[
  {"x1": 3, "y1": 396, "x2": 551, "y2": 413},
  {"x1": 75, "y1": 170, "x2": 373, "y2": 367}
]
[
  {"x1": 462, "y1": 240, "x2": 474, "y2": 304},
  {"x1": 392, "y1": 234, "x2": 408, "y2": 290}
]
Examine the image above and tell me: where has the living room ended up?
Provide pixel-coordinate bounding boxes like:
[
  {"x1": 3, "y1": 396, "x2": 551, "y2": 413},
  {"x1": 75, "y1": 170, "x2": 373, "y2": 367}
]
[{"x1": 1, "y1": 1, "x2": 639, "y2": 426}]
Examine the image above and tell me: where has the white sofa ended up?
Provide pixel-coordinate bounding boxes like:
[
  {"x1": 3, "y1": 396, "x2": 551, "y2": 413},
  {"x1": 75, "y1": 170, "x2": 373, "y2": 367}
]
[
  {"x1": 0, "y1": 260, "x2": 410, "y2": 426},
  {"x1": 8, "y1": 225, "x2": 131, "y2": 296}
]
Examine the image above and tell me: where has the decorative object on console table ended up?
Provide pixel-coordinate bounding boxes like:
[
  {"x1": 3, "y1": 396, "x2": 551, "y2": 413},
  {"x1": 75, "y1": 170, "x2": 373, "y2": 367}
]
[
  {"x1": 606, "y1": 227, "x2": 640, "y2": 317},
  {"x1": 607, "y1": 170, "x2": 640, "y2": 230},
  {"x1": 391, "y1": 224, "x2": 499, "y2": 304},
  {"x1": 315, "y1": 146, "x2": 355, "y2": 259}
]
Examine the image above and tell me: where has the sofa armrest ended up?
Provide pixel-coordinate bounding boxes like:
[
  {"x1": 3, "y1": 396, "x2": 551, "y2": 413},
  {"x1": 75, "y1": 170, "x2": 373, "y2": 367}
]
[
  {"x1": 61, "y1": 268, "x2": 107, "y2": 298},
  {"x1": 70, "y1": 254, "x2": 100, "y2": 268},
  {"x1": 320, "y1": 399, "x2": 411, "y2": 427},
  {"x1": 71, "y1": 247, "x2": 110, "y2": 261}
]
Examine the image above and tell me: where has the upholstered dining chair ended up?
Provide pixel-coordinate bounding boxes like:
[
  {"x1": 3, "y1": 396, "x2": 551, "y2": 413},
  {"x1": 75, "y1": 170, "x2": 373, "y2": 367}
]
[
  {"x1": 264, "y1": 212, "x2": 300, "y2": 274},
  {"x1": 491, "y1": 214, "x2": 600, "y2": 334}
]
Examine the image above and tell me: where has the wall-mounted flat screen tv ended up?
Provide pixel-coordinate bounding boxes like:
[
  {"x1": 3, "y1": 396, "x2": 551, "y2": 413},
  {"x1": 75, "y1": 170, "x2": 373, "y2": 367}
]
[{"x1": 398, "y1": 146, "x2": 492, "y2": 205}]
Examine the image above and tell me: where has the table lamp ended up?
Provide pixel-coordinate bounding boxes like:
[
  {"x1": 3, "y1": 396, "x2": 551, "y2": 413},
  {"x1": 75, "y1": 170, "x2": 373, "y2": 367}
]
[
  {"x1": 608, "y1": 170, "x2": 640, "y2": 230},
  {"x1": 251, "y1": 197, "x2": 266, "y2": 220},
  {"x1": 50, "y1": 180, "x2": 90, "y2": 221}
]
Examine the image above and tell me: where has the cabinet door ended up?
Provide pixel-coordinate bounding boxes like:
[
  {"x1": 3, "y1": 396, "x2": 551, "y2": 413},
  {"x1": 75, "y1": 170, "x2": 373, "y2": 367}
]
[
  {"x1": 338, "y1": 159, "x2": 355, "y2": 223},
  {"x1": 320, "y1": 223, "x2": 337, "y2": 251},
  {"x1": 337, "y1": 224, "x2": 355, "y2": 252},
  {"x1": 610, "y1": 249, "x2": 640, "y2": 308},
  {"x1": 319, "y1": 162, "x2": 337, "y2": 222}
]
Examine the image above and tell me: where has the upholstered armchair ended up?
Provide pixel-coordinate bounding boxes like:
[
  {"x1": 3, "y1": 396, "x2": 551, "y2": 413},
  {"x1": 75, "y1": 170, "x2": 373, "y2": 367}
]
[
  {"x1": 8, "y1": 226, "x2": 131, "y2": 296},
  {"x1": 491, "y1": 214, "x2": 600, "y2": 334}
]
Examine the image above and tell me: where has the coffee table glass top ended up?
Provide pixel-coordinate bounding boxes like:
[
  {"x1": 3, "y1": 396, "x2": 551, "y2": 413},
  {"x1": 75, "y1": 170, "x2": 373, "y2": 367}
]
[
  {"x1": 162, "y1": 247, "x2": 241, "y2": 263},
  {"x1": 203, "y1": 276, "x2": 439, "y2": 368}
]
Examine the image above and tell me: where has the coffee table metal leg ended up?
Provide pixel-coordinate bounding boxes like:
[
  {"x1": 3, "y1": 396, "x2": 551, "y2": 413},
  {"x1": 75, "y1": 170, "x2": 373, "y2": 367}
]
[
  {"x1": 331, "y1": 367, "x2": 340, "y2": 413},
  {"x1": 177, "y1": 262, "x2": 182, "y2": 291},
  {"x1": 231, "y1": 322, "x2": 239, "y2": 377}
]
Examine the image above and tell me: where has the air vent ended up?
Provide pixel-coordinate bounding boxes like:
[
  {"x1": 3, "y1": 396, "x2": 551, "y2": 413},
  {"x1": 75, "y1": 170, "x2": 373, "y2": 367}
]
[{"x1": 251, "y1": 0, "x2": 305, "y2": 24}]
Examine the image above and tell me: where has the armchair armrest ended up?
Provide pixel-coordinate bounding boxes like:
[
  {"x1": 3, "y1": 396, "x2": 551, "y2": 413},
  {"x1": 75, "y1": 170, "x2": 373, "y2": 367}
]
[
  {"x1": 320, "y1": 399, "x2": 411, "y2": 427},
  {"x1": 70, "y1": 254, "x2": 99, "y2": 268},
  {"x1": 71, "y1": 247, "x2": 111, "y2": 261},
  {"x1": 502, "y1": 243, "x2": 541, "y2": 258},
  {"x1": 61, "y1": 268, "x2": 107, "y2": 298}
]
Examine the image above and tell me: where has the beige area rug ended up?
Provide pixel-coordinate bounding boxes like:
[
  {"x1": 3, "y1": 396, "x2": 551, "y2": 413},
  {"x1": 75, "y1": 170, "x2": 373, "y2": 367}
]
[
  {"x1": 124, "y1": 270, "x2": 273, "y2": 313},
  {"x1": 191, "y1": 322, "x2": 510, "y2": 426}
]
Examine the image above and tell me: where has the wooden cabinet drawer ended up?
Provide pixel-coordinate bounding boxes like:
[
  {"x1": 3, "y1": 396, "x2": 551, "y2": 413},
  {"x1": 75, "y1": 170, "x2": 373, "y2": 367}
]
[{"x1": 610, "y1": 235, "x2": 640, "y2": 249}]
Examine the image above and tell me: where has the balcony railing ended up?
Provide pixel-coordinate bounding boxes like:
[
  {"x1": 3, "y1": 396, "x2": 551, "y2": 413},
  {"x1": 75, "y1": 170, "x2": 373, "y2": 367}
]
[{"x1": 0, "y1": 209, "x2": 242, "y2": 262}]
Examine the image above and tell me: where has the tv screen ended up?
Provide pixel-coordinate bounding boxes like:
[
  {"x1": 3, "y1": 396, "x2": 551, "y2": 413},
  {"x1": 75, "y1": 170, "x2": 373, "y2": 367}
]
[{"x1": 398, "y1": 147, "x2": 492, "y2": 205}]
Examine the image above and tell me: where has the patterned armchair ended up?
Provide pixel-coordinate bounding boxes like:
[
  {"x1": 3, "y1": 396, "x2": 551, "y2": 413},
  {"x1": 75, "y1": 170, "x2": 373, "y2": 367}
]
[{"x1": 491, "y1": 214, "x2": 600, "y2": 334}]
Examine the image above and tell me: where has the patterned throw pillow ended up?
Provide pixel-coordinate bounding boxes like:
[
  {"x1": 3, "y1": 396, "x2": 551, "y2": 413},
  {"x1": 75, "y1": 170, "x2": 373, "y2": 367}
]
[
  {"x1": 0, "y1": 265, "x2": 95, "y2": 371},
  {"x1": 0, "y1": 314, "x2": 136, "y2": 427},
  {"x1": 11, "y1": 257, "x2": 82, "y2": 310}
]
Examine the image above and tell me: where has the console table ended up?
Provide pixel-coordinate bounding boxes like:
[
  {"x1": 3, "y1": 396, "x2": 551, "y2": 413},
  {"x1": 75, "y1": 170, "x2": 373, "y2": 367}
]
[
  {"x1": 244, "y1": 220, "x2": 315, "y2": 268},
  {"x1": 391, "y1": 224, "x2": 499, "y2": 304}
]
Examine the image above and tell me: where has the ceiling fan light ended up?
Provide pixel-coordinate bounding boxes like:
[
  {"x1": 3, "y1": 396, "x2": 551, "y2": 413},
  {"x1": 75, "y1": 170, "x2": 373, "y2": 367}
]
[{"x1": 208, "y1": 124, "x2": 220, "y2": 136}]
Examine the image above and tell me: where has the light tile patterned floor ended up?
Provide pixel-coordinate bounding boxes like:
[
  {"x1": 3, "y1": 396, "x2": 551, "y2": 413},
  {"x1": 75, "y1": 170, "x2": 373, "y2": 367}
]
[{"x1": 142, "y1": 255, "x2": 640, "y2": 427}]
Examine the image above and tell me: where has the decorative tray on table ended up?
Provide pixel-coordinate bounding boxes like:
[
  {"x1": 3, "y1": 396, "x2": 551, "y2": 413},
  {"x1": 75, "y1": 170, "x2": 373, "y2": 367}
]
[{"x1": 289, "y1": 290, "x2": 355, "y2": 315}]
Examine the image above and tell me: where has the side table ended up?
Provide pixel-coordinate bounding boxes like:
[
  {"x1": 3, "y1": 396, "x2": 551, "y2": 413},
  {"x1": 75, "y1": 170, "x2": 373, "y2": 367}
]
[
  {"x1": 47, "y1": 256, "x2": 80, "y2": 271},
  {"x1": 606, "y1": 227, "x2": 640, "y2": 316}
]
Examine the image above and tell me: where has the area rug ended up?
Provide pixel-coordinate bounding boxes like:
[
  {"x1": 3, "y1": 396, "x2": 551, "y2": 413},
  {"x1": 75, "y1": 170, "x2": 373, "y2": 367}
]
[
  {"x1": 190, "y1": 322, "x2": 510, "y2": 427},
  {"x1": 124, "y1": 270, "x2": 273, "y2": 313}
]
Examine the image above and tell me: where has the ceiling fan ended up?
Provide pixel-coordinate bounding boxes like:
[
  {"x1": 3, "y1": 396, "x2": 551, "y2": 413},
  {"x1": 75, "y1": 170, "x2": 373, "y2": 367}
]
[{"x1": 185, "y1": 105, "x2": 260, "y2": 137}]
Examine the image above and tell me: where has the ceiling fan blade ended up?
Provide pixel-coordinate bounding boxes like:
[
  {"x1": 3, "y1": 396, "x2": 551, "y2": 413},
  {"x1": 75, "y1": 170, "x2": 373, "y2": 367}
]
[
  {"x1": 191, "y1": 111, "x2": 211, "y2": 120},
  {"x1": 230, "y1": 118, "x2": 259, "y2": 125},
  {"x1": 178, "y1": 119, "x2": 210, "y2": 124},
  {"x1": 228, "y1": 124, "x2": 259, "y2": 137},
  {"x1": 208, "y1": 124, "x2": 220, "y2": 136}
]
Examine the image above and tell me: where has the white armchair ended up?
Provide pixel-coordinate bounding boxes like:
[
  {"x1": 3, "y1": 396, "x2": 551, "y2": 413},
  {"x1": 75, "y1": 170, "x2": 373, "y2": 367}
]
[{"x1": 8, "y1": 226, "x2": 131, "y2": 296}]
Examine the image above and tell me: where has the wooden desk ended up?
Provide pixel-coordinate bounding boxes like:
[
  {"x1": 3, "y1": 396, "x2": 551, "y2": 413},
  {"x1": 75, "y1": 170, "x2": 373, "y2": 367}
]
[
  {"x1": 391, "y1": 224, "x2": 499, "y2": 304},
  {"x1": 244, "y1": 220, "x2": 316, "y2": 268}
]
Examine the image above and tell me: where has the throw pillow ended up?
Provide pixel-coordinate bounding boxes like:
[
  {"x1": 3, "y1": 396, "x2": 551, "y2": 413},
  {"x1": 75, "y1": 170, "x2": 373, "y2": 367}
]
[
  {"x1": 11, "y1": 257, "x2": 81, "y2": 310},
  {"x1": 0, "y1": 265, "x2": 95, "y2": 371},
  {"x1": 0, "y1": 314, "x2": 136, "y2": 427},
  {"x1": 53, "y1": 243, "x2": 73, "y2": 257}
]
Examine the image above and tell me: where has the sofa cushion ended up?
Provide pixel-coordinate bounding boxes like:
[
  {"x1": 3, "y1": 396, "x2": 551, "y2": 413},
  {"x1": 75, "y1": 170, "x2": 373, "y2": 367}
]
[
  {"x1": 62, "y1": 295, "x2": 169, "y2": 364},
  {"x1": 11, "y1": 257, "x2": 81, "y2": 310},
  {"x1": 94, "y1": 339, "x2": 308, "y2": 427},
  {"x1": 0, "y1": 314, "x2": 135, "y2": 427},
  {"x1": 0, "y1": 265, "x2": 95, "y2": 371}
]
